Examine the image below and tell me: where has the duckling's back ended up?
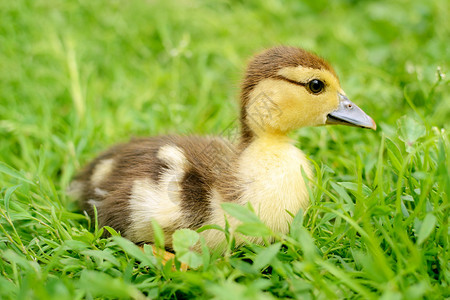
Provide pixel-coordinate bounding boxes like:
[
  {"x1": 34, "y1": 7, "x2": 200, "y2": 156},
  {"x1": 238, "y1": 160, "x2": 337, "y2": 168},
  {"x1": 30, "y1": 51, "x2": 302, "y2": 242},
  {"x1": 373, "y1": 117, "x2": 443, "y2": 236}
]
[{"x1": 69, "y1": 135, "x2": 236, "y2": 246}]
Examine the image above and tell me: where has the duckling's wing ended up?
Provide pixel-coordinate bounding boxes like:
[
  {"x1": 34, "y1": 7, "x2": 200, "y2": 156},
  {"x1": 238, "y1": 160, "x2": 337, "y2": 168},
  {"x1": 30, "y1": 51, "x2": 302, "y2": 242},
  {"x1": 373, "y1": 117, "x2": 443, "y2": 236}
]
[{"x1": 69, "y1": 135, "x2": 235, "y2": 244}]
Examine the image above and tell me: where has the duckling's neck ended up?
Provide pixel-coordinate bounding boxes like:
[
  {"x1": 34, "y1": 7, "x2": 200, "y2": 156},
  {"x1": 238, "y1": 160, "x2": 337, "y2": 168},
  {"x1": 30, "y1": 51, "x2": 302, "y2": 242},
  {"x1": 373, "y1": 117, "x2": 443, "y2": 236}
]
[{"x1": 235, "y1": 131, "x2": 313, "y2": 233}]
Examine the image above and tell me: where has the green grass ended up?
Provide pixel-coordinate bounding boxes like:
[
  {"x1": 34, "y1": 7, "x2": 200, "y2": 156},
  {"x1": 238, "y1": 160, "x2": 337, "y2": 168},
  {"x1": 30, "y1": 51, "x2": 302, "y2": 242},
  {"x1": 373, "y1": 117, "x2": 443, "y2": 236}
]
[{"x1": 0, "y1": 0, "x2": 449, "y2": 298}]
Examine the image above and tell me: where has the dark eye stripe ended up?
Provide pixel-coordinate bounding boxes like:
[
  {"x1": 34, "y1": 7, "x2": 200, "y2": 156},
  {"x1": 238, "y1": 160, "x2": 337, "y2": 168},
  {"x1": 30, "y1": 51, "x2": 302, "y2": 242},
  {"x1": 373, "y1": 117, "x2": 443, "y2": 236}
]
[{"x1": 274, "y1": 75, "x2": 306, "y2": 87}]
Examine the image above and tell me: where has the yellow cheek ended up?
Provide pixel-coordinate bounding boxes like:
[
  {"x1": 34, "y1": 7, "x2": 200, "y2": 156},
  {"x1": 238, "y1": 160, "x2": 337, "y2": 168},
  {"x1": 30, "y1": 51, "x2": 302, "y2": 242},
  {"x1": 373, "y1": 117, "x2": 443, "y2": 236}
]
[
  {"x1": 278, "y1": 94, "x2": 320, "y2": 128},
  {"x1": 277, "y1": 89, "x2": 341, "y2": 130},
  {"x1": 324, "y1": 92, "x2": 340, "y2": 113},
  {"x1": 247, "y1": 78, "x2": 342, "y2": 133}
]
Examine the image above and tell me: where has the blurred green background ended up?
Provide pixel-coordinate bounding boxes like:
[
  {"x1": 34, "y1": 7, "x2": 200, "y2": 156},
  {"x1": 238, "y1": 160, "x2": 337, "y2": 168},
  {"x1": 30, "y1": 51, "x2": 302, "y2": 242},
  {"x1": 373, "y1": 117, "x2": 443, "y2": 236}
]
[
  {"x1": 0, "y1": 0, "x2": 448, "y2": 299},
  {"x1": 1, "y1": 0, "x2": 448, "y2": 184}
]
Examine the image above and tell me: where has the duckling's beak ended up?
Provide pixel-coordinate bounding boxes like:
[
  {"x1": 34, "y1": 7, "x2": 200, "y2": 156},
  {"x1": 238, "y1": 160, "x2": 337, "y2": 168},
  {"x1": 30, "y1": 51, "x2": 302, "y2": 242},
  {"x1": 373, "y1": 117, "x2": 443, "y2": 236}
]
[{"x1": 326, "y1": 94, "x2": 376, "y2": 130}]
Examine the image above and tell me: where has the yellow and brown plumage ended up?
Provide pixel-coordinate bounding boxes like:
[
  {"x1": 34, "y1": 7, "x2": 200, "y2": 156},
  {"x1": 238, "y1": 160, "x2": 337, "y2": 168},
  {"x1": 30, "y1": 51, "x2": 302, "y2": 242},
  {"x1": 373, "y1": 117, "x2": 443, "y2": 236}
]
[{"x1": 69, "y1": 46, "x2": 376, "y2": 252}]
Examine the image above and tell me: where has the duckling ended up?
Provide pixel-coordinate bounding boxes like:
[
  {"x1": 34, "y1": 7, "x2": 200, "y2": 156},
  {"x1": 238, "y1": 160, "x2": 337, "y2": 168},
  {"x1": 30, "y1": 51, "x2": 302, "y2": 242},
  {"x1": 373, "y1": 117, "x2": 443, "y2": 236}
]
[{"x1": 69, "y1": 46, "x2": 376, "y2": 252}]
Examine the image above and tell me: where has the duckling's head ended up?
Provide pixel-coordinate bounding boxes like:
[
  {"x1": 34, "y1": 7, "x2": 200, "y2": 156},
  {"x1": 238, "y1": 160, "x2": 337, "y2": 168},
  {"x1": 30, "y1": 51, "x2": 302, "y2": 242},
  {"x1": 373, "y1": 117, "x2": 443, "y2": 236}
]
[{"x1": 240, "y1": 46, "x2": 376, "y2": 142}]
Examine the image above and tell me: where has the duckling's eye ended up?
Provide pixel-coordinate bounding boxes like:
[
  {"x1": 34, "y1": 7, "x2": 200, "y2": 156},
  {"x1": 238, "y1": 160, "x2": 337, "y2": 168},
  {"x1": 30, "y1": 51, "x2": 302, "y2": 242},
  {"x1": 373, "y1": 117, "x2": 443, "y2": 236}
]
[{"x1": 307, "y1": 79, "x2": 325, "y2": 94}]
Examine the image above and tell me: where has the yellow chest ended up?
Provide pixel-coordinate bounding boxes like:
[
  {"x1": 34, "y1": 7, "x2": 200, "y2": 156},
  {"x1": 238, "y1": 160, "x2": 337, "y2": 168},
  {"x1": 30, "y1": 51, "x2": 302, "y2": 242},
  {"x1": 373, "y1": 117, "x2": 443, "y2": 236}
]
[{"x1": 237, "y1": 136, "x2": 313, "y2": 234}]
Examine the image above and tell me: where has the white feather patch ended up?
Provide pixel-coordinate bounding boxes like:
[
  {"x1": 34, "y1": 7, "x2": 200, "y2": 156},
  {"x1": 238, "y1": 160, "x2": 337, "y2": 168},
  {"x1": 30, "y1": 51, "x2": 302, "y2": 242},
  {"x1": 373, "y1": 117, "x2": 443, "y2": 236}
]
[
  {"x1": 88, "y1": 199, "x2": 102, "y2": 208},
  {"x1": 91, "y1": 158, "x2": 115, "y2": 187},
  {"x1": 128, "y1": 145, "x2": 189, "y2": 242},
  {"x1": 128, "y1": 178, "x2": 183, "y2": 242},
  {"x1": 157, "y1": 145, "x2": 187, "y2": 169},
  {"x1": 94, "y1": 187, "x2": 108, "y2": 197},
  {"x1": 66, "y1": 180, "x2": 84, "y2": 199},
  {"x1": 157, "y1": 145, "x2": 189, "y2": 205}
]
